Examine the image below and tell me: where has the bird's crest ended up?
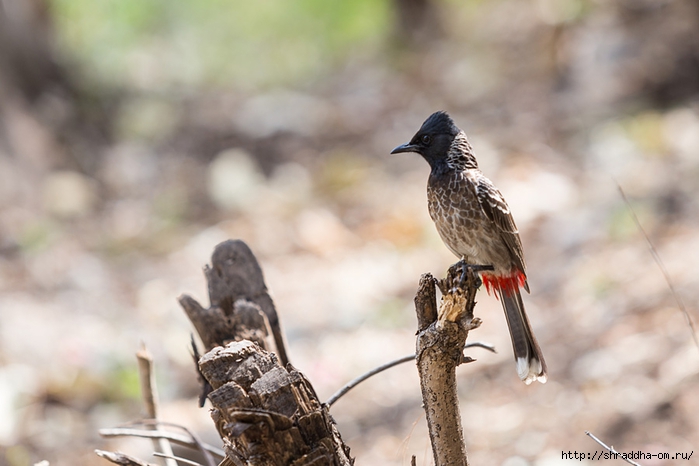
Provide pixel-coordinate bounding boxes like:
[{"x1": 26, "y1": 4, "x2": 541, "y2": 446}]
[{"x1": 419, "y1": 111, "x2": 460, "y2": 136}]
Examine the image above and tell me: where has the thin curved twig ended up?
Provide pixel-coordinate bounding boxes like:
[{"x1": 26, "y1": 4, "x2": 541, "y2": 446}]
[
  {"x1": 617, "y1": 183, "x2": 699, "y2": 353},
  {"x1": 95, "y1": 449, "x2": 156, "y2": 466},
  {"x1": 153, "y1": 452, "x2": 203, "y2": 466},
  {"x1": 99, "y1": 427, "x2": 225, "y2": 460},
  {"x1": 585, "y1": 431, "x2": 642, "y2": 466},
  {"x1": 325, "y1": 354, "x2": 415, "y2": 407},
  {"x1": 463, "y1": 341, "x2": 497, "y2": 353},
  {"x1": 325, "y1": 342, "x2": 496, "y2": 407},
  {"x1": 134, "y1": 420, "x2": 218, "y2": 466}
]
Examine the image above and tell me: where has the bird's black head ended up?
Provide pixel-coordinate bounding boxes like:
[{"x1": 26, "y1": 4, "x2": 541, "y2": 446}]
[{"x1": 391, "y1": 111, "x2": 461, "y2": 169}]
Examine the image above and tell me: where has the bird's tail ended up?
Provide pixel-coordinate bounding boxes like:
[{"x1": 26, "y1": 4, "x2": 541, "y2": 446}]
[{"x1": 497, "y1": 286, "x2": 547, "y2": 384}]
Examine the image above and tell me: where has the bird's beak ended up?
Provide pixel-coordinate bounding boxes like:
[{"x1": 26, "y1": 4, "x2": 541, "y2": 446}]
[{"x1": 390, "y1": 142, "x2": 418, "y2": 154}]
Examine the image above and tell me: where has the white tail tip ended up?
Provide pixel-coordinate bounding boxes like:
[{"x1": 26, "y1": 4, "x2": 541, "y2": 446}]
[{"x1": 517, "y1": 357, "x2": 547, "y2": 385}]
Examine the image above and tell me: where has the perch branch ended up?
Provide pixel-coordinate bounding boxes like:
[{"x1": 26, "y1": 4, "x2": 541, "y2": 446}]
[{"x1": 414, "y1": 266, "x2": 482, "y2": 466}]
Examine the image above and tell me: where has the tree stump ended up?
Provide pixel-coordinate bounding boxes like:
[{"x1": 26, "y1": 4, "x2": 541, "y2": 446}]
[{"x1": 179, "y1": 240, "x2": 353, "y2": 466}]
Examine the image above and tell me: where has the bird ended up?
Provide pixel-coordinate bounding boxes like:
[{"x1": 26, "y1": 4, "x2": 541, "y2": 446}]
[{"x1": 391, "y1": 111, "x2": 547, "y2": 384}]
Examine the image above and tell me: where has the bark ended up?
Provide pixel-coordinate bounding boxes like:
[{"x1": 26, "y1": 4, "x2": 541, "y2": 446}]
[
  {"x1": 179, "y1": 239, "x2": 289, "y2": 366},
  {"x1": 179, "y1": 239, "x2": 353, "y2": 466},
  {"x1": 200, "y1": 342, "x2": 352, "y2": 466},
  {"x1": 414, "y1": 266, "x2": 482, "y2": 466}
]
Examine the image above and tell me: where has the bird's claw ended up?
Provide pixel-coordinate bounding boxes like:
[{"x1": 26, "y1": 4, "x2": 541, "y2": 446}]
[{"x1": 452, "y1": 260, "x2": 492, "y2": 289}]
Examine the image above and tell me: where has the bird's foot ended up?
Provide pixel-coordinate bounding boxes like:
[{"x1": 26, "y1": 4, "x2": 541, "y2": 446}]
[{"x1": 450, "y1": 260, "x2": 493, "y2": 289}]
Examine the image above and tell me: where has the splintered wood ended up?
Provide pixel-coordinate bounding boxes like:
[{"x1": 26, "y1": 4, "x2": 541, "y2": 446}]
[
  {"x1": 179, "y1": 240, "x2": 353, "y2": 466},
  {"x1": 200, "y1": 341, "x2": 352, "y2": 465},
  {"x1": 414, "y1": 265, "x2": 482, "y2": 466}
]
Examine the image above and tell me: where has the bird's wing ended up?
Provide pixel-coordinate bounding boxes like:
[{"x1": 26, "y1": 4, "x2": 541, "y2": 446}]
[
  {"x1": 476, "y1": 176, "x2": 529, "y2": 288},
  {"x1": 476, "y1": 178, "x2": 518, "y2": 233}
]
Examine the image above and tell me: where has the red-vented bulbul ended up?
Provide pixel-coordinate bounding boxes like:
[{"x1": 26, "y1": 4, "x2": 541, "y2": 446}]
[{"x1": 392, "y1": 111, "x2": 547, "y2": 384}]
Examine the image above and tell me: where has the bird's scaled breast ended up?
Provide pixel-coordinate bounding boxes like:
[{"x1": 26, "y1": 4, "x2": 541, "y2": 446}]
[
  {"x1": 427, "y1": 171, "x2": 483, "y2": 230},
  {"x1": 427, "y1": 171, "x2": 512, "y2": 270}
]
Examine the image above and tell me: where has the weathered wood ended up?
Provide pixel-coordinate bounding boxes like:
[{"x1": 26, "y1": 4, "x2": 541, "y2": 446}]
[
  {"x1": 180, "y1": 294, "x2": 273, "y2": 355},
  {"x1": 414, "y1": 264, "x2": 481, "y2": 466},
  {"x1": 179, "y1": 239, "x2": 289, "y2": 366},
  {"x1": 208, "y1": 239, "x2": 290, "y2": 366},
  {"x1": 415, "y1": 273, "x2": 438, "y2": 332},
  {"x1": 180, "y1": 239, "x2": 353, "y2": 466},
  {"x1": 201, "y1": 341, "x2": 353, "y2": 466}
]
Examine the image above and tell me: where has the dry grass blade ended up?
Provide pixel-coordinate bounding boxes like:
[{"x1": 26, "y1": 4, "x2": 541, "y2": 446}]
[
  {"x1": 95, "y1": 449, "x2": 157, "y2": 466},
  {"x1": 137, "y1": 420, "x2": 219, "y2": 466},
  {"x1": 585, "y1": 431, "x2": 643, "y2": 466},
  {"x1": 136, "y1": 346, "x2": 177, "y2": 466},
  {"x1": 617, "y1": 183, "x2": 699, "y2": 353},
  {"x1": 98, "y1": 427, "x2": 225, "y2": 459},
  {"x1": 153, "y1": 452, "x2": 203, "y2": 466}
]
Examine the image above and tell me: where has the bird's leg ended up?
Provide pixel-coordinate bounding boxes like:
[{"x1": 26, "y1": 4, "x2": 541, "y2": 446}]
[
  {"x1": 467, "y1": 264, "x2": 494, "y2": 289},
  {"x1": 453, "y1": 261, "x2": 493, "y2": 289},
  {"x1": 457, "y1": 259, "x2": 468, "y2": 285}
]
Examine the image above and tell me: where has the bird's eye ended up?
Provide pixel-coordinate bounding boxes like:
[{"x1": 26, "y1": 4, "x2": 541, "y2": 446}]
[{"x1": 421, "y1": 135, "x2": 432, "y2": 145}]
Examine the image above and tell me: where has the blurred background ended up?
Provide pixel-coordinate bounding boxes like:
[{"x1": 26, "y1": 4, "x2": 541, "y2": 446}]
[{"x1": 1, "y1": 0, "x2": 699, "y2": 464}]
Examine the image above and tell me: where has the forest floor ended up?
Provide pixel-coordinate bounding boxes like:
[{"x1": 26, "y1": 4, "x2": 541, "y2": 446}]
[{"x1": 2, "y1": 1, "x2": 699, "y2": 465}]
